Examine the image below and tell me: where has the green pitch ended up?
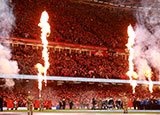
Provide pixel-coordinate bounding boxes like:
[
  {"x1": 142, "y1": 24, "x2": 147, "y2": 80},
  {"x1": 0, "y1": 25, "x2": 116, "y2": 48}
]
[{"x1": 2, "y1": 109, "x2": 160, "y2": 114}]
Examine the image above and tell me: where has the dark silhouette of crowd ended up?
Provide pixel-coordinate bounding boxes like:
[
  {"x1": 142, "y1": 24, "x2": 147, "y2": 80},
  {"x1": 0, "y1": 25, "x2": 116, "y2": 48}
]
[{"x1": 11, "y1": 0, "x2": 136, "y2": 49}]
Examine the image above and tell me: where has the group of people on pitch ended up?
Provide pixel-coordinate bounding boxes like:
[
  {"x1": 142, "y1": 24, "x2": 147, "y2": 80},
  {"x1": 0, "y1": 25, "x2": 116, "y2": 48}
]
[
  {"x1": 91, "y1": 93, "x2": 129, "y2": 113},
  {"x1": 0, "y1": 92, "x2": 129, "y2": 114}
]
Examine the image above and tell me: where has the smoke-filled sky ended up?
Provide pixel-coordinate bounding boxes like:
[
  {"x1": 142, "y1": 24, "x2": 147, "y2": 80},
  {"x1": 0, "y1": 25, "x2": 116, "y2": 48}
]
[
  {"x1": 0, "y1": 0, "x2": 18, "y2": 87},
  {"x1": 134, "y1": 0, "x2": 160, "y2": 81}
]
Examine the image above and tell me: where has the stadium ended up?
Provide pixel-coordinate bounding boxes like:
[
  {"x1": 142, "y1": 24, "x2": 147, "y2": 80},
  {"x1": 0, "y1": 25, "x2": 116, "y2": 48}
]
[{"x1": 0, "y1": 0, "x2": 160, "y2": 114}]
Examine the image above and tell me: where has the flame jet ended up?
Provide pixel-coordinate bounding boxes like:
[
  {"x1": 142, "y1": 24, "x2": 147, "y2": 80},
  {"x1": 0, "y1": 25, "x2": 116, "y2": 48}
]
[
  {"x1": 126, "y1": 25, "x2": 138, "y2": 94},
  {"x1": 145, "y1": 69, "x2": 153, "y2": 93},
  {"x1": 35, "y1": 11, "x2": 50, "y2": 97}
]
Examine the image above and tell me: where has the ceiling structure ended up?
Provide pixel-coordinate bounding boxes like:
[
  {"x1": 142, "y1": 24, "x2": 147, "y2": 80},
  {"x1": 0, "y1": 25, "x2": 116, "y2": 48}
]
[
  {"x1": 103, "y1": 0, "x2": 142, "y2": 6},
  {"x1": 86, "y1": 0, "x2": 160, "y2": 9}
]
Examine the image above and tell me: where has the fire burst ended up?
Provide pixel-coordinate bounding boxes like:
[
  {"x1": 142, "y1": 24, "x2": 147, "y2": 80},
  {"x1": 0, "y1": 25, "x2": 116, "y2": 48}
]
[
  {"x1": 126, "y1": 25, "x2": 137, "y2": 94},
  {"x1": 36, "y1": 11, "x2": 50, "y2": 97},
  {"x1": 35, "y1": 63, "x2": 44, "y2": 95},
  {"x1": 145, "y1": 69, "x2": 153, "y2": 93}
]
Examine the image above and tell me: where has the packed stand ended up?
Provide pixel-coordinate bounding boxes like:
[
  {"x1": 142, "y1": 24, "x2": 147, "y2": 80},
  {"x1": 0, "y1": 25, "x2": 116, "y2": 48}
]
[
  {"x1": 11, "y1": 44, "x2": 128, "y2": 79},
  {"x1": 11, "y1": 0, "x2": 136, "y2": 49}
]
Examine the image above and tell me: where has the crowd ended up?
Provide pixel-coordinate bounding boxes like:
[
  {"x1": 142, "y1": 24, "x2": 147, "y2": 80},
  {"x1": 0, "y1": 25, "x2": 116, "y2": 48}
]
[
  {"x1": 0, "y1": 0, "x2": 159, "y2": 112},
  {"x1": 0, "y1": 80, "x2": 160, "y2": 109},
  {"x1": 11, "y1": 44, "x2": 128, "y2": 79},
  {"x1": 11, "y1": 0, "x2": 136, "y2": 49}
]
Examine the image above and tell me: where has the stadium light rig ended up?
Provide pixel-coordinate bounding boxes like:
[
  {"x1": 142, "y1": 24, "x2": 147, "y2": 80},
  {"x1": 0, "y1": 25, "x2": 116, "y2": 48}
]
[{"x1": 35, "y1": 11, "x2": 50, "y2": 97}]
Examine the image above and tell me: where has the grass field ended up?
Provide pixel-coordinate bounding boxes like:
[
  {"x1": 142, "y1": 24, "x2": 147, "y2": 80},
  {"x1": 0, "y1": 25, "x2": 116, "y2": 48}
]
[{"x1": 2, "y1": 109, "x2": 160, "y2": 114}]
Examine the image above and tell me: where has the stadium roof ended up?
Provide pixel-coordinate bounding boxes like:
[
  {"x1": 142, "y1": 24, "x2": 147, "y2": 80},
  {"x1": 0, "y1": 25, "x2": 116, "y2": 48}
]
[
  {"x1": 86, "y1": 0, "x2": 160, "y2": 10},
  {"x1": 103, "y1": 0, "x2": 142, "y2": 7}
]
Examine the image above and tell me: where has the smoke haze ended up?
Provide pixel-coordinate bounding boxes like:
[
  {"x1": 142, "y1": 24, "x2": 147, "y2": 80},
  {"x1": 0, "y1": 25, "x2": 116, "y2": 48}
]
[
  {"x1": 134, "y1": 0, "x2": 160, "y2": 81},
  {"x1": 0, "y1": 0, "x2": 18, "y2": 87}
]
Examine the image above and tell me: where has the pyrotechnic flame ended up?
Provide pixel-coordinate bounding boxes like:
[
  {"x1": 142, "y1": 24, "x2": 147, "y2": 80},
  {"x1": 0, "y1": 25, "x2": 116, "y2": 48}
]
[
  {"x1": 145, "y1": 69, "x2": 153, "y2": 93},
  {"x1": 38, "y1": 11, "x2": 50, "y2": 85},
  {"x1": 126, "y1": 25, "x2": 138, "y2": 93},
  {"x1": 130, "y1": 80, "x2": 137, "y2": 94},
  {"x1": 126, "y1": 71, "x2": 138, "y2": 79},
  {"x1": 35, "y1": 63, "x2": 44, "y2": 96},
  {"x1": 35, "y1": 63, "x2": 44, "y2": 73},
  {"x1": 35, "y1": 11, "x2": 50, "y2": 97}
]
